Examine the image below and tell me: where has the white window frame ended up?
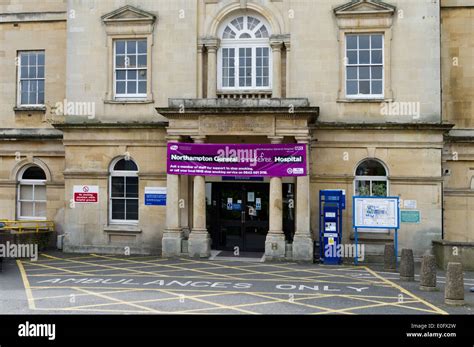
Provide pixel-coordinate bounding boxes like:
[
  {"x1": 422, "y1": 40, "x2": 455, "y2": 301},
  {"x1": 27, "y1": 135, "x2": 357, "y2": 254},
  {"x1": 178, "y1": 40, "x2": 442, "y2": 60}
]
[
  {"x1": 109, "y1": 158, "x2": 139, "y2": 224},
  {"x1": 17, "y1": 50, "x2": 45, "y2": 107},
  {"x1": 113, "y1": 39, "x2": 148, "y2": 100},
  {"x1": 217, "y1": 15, "x2": 272, "y2": 92},
  {"x1": 353, "y1": 159, "x2": 389, "y2": 197},
  {"x1": 17, "y1": 166, "x2": 47, "y2": 221},
  {"x1": 345, "y1": 33, "x2": 384, "y2": 99}
]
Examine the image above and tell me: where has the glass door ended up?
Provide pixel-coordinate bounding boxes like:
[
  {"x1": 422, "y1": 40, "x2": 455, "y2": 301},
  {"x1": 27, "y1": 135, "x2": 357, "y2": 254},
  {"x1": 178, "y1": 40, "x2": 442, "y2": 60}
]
[{"x1": 211, "y1": 183, "x2": 269, "y2": 252}]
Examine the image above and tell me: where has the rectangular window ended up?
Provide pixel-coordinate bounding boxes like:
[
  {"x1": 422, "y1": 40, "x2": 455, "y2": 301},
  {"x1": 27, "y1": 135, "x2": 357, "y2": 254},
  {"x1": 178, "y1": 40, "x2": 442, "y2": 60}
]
[
  {"x1": 256, "y1": 47, "x2": 269, "y2": 87},
  {"x1": 222, "y1": 48, "x2": 235, "y2": 87},
  {"x1": 111, "y1": 176, "x2": 139, "y2": 221},
  {"x1": 18, "y1": 183, "x2": 46, "y2": 218},
  {"x1": 18, "y1": 51, "x2": 45, "y2": 106},
  {"x1": 220, "y1": 46, "x2": 271, "y2": 90},
  {"x1": 114, "y1": 39, "x2": 147, "y2": 98},
  {"x1": 345, "y1": 34, "x2": 383, "y2": 98},
  {"x1": 238, "y1": 47, "x2": 252, "y2": 87}
]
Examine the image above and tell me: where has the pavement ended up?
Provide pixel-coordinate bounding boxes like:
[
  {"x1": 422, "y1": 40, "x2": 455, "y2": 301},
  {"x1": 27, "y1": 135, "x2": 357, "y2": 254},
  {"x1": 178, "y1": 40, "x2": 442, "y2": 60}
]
[{"x1": 0, "y1": 251, "x2": 473, "y2": 315}]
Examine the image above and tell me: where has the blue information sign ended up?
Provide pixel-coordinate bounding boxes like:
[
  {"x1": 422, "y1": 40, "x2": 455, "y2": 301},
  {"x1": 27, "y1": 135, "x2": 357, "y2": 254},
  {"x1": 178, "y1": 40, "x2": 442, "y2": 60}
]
[{"x1": 144, "y1": 187, "x2": 167, "y2": 206}]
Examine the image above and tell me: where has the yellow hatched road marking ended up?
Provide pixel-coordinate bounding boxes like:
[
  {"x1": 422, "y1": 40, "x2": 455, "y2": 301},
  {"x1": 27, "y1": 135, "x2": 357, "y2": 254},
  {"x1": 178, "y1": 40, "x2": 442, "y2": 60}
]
[
  {"x1": 90, "y1": 254, "x2": 244, "y2": 281},
  {"x1": 342, "y1": 295, "x2": 442, "y2": 314},
  {"x1": 154, "y1": 287, "x2": 259, "y2": 315},
  {"x1": 17, "y1": 260, "x2": 36, "y2": 310},
  {"x1": 176, "y1": 256, "x2": 386, "y2": 286},
  {"x1": 173, "y1": 292, "x2": 330, "y2": 314},
  {"x1": 73, "y1": 287, "x2": 162, "y2": 313},
  {"x1": 64, "y1": 290, "x2": 232, "y2": 311},
  {"x1": 245, "y1": 291, "x2": 354, "y2": 315},
  {"x1": 363, "y1": 266, "x2": 448, "y2": 315}
]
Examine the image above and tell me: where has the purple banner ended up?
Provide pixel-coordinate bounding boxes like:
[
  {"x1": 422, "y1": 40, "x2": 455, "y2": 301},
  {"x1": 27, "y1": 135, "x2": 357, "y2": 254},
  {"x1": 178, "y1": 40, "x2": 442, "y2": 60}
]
[{"x1": 167, "y1": 143, "x2": 307, "y2": 177}]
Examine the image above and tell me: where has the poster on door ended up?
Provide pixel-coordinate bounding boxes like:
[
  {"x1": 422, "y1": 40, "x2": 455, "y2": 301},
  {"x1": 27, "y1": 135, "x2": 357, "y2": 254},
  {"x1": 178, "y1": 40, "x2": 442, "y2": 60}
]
[
  {"x1": 167, "y1": 143, "x2": 307, "y2": 177},
  {"x1": 73, "y1": 185, "x2": 99, "y2": 203}
]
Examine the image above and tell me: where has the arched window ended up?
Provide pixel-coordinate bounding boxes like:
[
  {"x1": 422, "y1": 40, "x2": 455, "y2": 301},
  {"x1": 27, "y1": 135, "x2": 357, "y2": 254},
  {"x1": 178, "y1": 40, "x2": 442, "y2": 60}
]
[
  {"x1": 109, "y1": 158, "x2": 139, "y2": 223},
  {"x1": 17, "y1": 165, "x2": 47, "y2": 219},
  {"x1": 354, "y1": 159, "x2": 388, "y2": 197},
  {"x1": 218, "y1": 14, "x2": 271, "y2": 90}
]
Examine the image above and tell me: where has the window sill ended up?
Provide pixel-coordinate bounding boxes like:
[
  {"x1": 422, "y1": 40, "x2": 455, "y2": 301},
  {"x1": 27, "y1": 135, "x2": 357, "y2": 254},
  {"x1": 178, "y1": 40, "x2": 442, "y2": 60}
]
[
  {"x1": 337, "y1": 98, "x2": 393, "y2": 104},
  {"x1": 14, "y1": 106, "x2": 47, "y2": 112},
  {"x1": 104, "y1": 99, "x2": 154, "y2": 105},
  {"x1": 103, "y1": 224, "x2": 142, "y2": 234}
]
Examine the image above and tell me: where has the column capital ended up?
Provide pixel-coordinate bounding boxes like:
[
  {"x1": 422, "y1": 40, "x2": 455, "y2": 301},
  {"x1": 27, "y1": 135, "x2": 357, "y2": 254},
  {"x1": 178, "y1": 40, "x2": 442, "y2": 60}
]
[
  {"x1": 197, "y1": 43, "x2": 205, "y2": 53},
  {"x1": 269, "y1": 39, "x2": 284, "y2": 51},
  {"x1": 295, "y1": 136, "x2": 312, "y2": 144},
  {"x1": 165, "y1": 135, "x2": 182, "y2": 143},
  {"x1": 191, "y1": 135, "x2": 207, "y2": 144},
  {"x1": 268, "y1": 136, "x2": 284, "y2": 144},
  {"x1": 200, "y1": 37, "x2": 220, "y2": 51}
]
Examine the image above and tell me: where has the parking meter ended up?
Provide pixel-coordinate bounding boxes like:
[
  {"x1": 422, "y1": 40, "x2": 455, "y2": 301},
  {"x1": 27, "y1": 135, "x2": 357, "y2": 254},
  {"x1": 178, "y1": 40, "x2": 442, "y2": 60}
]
[{"x1": 319, "y1": 190, "x2": 345, "y2": 265}]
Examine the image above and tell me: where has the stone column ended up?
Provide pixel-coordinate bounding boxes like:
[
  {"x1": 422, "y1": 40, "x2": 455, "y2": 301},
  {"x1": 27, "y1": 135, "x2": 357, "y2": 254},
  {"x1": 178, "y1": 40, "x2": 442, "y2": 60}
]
[
  {"x1": 188, "y1": 136, "x2": 211, "y2": 257},
  {"x1": 293, "y1": 136, "x2": 313, "y2": 261},
  {"x1": 162, "y1": 136, "x2": 182, "y2": 257},
  {"x1": 270, "y1": 37, "x2": 283, "y2": 98},
  {"x1": 284, "y1": 39, "x2": 291, "y2": 97},
  {"x1": 206, "y1": 38, "x2": 219, "y2": 99},
  {"x1": 265, "y1": 136, "x2": 286, "y2": 260},
  {"x1": 197, "y1": 43, "x2": 204, "y2": 98}
]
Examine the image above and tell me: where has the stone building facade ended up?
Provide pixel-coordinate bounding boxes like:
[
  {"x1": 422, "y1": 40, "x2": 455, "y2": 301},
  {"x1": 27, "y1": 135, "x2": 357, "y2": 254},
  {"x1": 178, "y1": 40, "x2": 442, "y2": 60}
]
[{"x1": 0, "y1": 0, "x2": 472, "y2": 267}]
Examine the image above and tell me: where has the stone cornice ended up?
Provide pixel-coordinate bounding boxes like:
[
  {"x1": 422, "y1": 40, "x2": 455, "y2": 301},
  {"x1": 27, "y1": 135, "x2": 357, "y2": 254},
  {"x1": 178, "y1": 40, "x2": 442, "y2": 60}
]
[
  {"x1": 312, "y1": 122, "x2": 454, "y2": 132},
  {"x1": 0, "y1": 11, "x2": 67, "y2": 23},
  {"x1": 53, "y1": 122, "x2": 168, "y2": 130},
  {"x1": 0, "y1": 128, "x2": 63, "y2": 139}
]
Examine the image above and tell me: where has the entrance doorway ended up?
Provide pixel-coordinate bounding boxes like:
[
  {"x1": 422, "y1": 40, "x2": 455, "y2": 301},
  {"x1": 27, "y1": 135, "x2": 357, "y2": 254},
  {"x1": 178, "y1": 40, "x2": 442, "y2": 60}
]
[
  {"x1": 206, "y1": 182, "x2": 295, "y2": 252},
  {"x1": 207, "y1": 183, "x2": 269, "y2": 252}
]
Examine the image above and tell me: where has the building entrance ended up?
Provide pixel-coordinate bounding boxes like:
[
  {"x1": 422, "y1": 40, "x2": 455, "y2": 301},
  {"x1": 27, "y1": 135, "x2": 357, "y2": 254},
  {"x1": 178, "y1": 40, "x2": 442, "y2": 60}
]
[{"x1": 207, "y1": 183, "x2": 269, "y2": 252}]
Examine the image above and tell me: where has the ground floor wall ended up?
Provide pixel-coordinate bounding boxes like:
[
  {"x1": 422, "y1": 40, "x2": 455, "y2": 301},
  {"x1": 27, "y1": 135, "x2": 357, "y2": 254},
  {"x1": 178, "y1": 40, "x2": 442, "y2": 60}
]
[
  {"x1": 1, "y1": 126, "x2": 473, "y2": 268},
  {"x1": 310, "y1": 128, "x2": 444, "y2": 260},
  {"x1": 438, "y1": 139, "x2": 474, "y2": 269},
  {"x1": 61, "y1": 126, "x2": 168, "y2": 254},
  {"x1": 0, "y1": 138, "x2": 65, "y2": 232}
]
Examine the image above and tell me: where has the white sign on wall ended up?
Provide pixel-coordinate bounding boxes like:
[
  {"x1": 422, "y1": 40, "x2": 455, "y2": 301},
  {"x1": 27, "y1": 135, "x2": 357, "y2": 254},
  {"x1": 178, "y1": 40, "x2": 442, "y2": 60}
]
[
  {"x1": 403, "y1": 199, "x2": 417, "y2": 209},
  {"x1": 353, "y1": 197, "x2": 400, "y2": 229}
]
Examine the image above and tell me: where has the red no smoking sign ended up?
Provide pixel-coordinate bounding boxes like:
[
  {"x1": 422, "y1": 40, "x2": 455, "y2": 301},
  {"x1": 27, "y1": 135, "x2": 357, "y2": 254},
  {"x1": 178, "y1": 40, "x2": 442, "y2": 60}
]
[{"x1": 73, "y1": 185, "x2": 99, "y2": 203}]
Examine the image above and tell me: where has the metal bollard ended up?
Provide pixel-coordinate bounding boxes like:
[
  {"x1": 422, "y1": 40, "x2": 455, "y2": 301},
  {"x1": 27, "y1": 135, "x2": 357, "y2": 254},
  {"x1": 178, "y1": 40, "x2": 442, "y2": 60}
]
[
  {"x1": 419, "y1": 253, "x2": 437, "y2": 291},
  {"x1": 399, "y1": 248, "x2": 415, "y2": 281},
  {"x1": 444, "y1": 262, "x2": 465, "y2": 306}
]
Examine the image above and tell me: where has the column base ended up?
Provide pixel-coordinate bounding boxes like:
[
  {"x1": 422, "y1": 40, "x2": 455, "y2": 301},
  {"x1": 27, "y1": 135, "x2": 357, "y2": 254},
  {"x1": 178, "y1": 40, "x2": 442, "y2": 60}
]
[
  {"x1": 162, "y1": 229, "x2": 183, "y2": 257},
  {"x1": 265, "y1": 233, "x2": 286, "y2": 260},
  {"x1": 292, "y1": 235, "x2": 314, "y2": 262},
  {"x1": 188, "y1": 230, "x2": 211, "y2": 258}
]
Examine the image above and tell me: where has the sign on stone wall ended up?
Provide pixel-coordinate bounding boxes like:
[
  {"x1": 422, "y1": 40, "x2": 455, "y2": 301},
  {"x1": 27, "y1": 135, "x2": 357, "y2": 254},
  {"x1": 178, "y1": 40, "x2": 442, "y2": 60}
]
[
  {"x1": 144, "y1": 187, "x2": 167, "y2": 206},
  {"x1": 167, "y1": 143, "x2": 307, "y2": 177},
  {"x1": 73, "y1": 185, "x2": 99, "y2": 203},
  {"x1": 353, "y1": 197, "x2": 400, "y2": 229},
  {"x1": 401, "y1": 210, "x2": 420, "y2": 223}
]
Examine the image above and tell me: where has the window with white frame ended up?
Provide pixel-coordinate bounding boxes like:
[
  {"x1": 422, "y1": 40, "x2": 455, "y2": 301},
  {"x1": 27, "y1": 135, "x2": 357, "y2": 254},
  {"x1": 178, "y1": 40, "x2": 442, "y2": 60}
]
[
  {"x1": 345, "y1": 34, "x2": 383, "y2": 98},
  {"x1": 354, "y1": 159, "x2": 388, "y2": 197},
  {"x1": 218, "y1": 15, "x2": 271, "y2": 90},
  {"x1": 17, "y1": 166, "x2": 47, "y2": 219},
  {"x1": 18, "y1": 51, "x2": 45, "y2": 106},
  {"x1": 109, "y1": 158, "x2": 139, "y2": 223},
  {"x1": 114, "y1": 39, "x2": 147, "y2": 98}
]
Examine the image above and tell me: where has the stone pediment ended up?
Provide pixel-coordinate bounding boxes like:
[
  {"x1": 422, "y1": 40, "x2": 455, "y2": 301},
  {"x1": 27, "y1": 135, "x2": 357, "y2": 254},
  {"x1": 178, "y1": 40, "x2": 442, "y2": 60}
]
[
  {"x1": 334, "y1": 0, "x2": 396, "y2": 17},
  {"x1": 101, "y1": 5, "x2": 156, "y2": 24}
]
